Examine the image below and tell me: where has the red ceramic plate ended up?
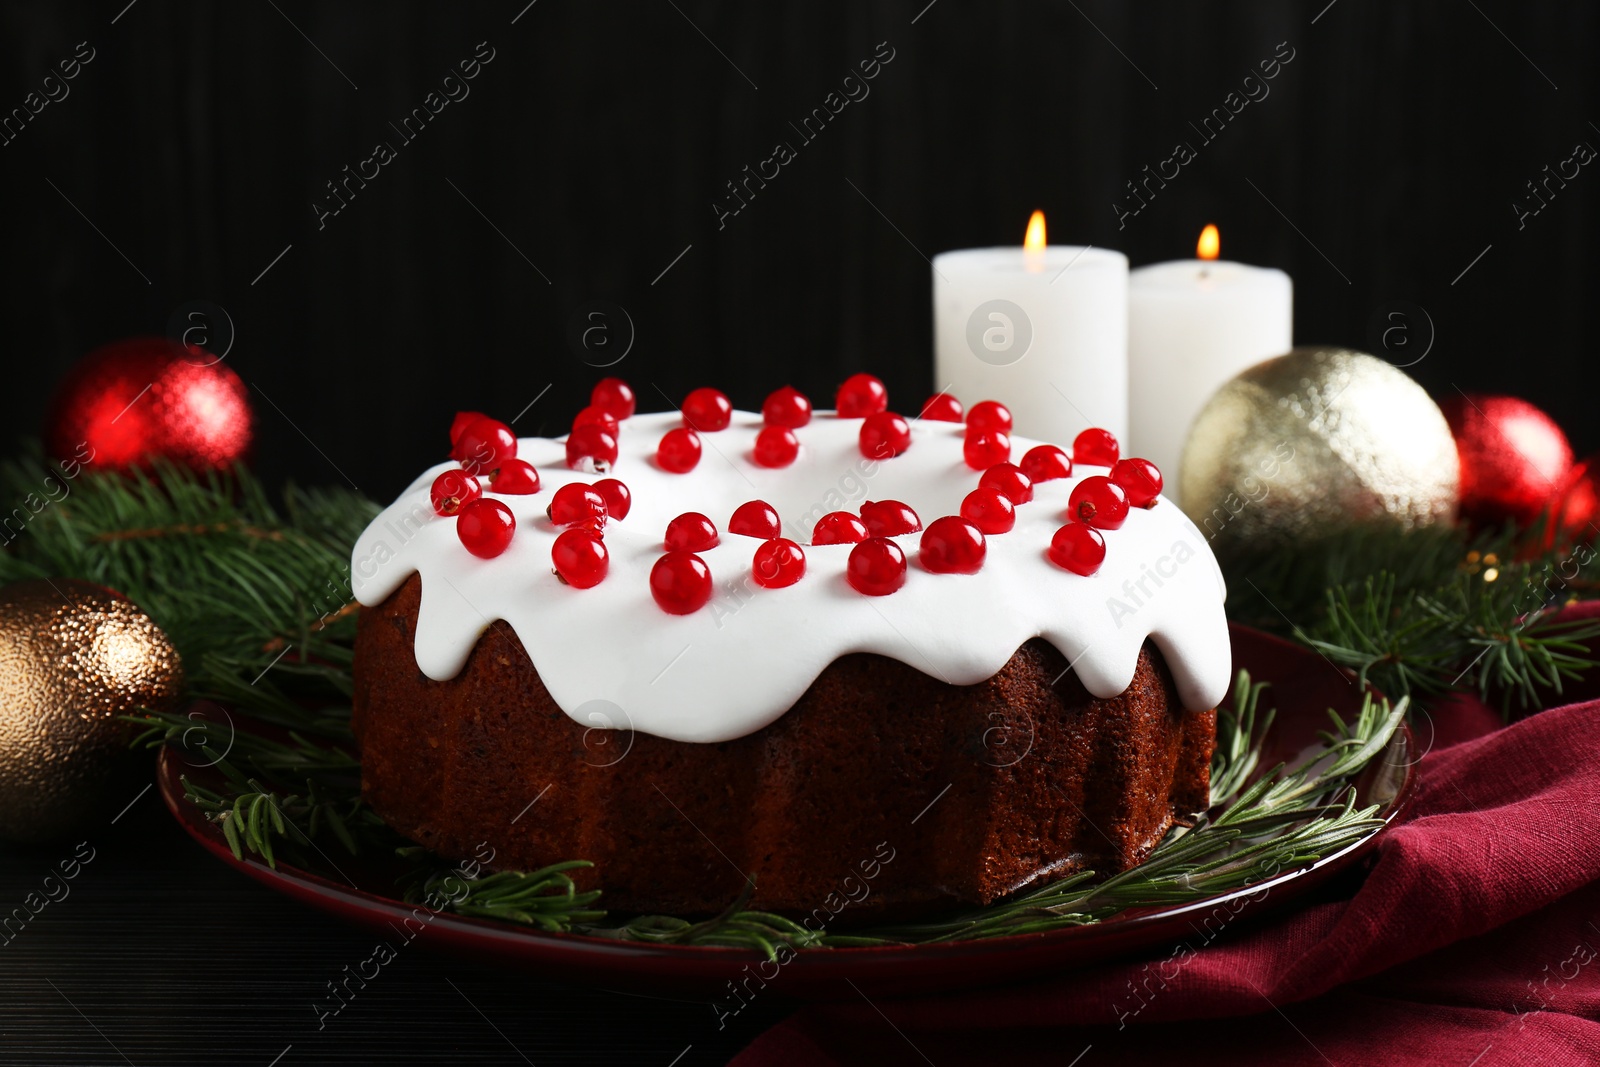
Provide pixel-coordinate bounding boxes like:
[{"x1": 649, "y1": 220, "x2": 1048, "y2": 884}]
[{"x1": 160, "y1": 623, "x2": 1415, "y2": 999}]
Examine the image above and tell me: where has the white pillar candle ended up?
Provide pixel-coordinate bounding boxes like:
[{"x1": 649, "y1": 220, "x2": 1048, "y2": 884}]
[
  {"x1": 933, "y1": 214, "x2": 1129, "y2": 448},
  {"x1": 1128, "y1": 227, "x2": 1292, "y2": 498}
]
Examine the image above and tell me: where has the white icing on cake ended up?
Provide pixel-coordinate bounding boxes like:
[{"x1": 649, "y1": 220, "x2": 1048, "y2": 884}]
[{"x1": 351, "y1": 408, "x2": 1232, "y2": 743}]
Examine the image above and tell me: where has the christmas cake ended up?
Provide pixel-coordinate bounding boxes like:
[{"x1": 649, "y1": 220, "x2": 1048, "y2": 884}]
[{"x1": 350, "y1": 376, "x2": 1231, "y2": 919}]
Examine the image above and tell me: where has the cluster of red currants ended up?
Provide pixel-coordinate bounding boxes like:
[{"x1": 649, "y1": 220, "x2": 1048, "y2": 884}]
[
  {"x1": 431, "y1": 412, "x2": 540, "y2": 559},
  {"x1": 651, "y1": 381, "x2": 811, "y2": 474},
  {"x1": 1044, "y1": 428, "x2": 1163, "y2": 577}
]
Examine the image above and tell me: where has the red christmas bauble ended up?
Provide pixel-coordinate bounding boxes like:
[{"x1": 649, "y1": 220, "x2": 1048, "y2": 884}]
[
  {"x1": 44, "y1": 338, "x2": 254, "y2": 472},
  {"x1": 1438, "y1": 393, "x2": 1573, "y2": 528},
  {"x1": 1547, "y1": 454, "x2": 1600, "y2": 549}
]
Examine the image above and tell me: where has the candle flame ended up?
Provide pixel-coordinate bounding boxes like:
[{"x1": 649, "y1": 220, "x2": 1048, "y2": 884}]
[
  {"x1": 1024, "y1": 210, "x2": 1047, "y2": 252},
  {"x1": 1197, "y1": 223, "x2": 1220, "y2": 261}
]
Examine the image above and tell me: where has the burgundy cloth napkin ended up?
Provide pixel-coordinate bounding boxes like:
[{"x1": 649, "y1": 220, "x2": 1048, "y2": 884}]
[{"x1": 735, "y1": 606, "x2": 1600, "y2": 1065}]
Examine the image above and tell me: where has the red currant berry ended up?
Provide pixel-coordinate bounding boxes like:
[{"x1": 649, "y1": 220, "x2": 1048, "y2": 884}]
[
  {"x1": 457, "y1": 498, "x2": 516, "y2": 558},
  {"x1": 919, "y1": 393, "x2": 963, "y2": 422},
  {"x1": 547, "y1": 483, "x2": 608, "y2": 527},
  {"x1": 1111, "y1": 457, "x2": 1164, "y2": 508},
  {"x1": 552, "y1": 528, "x2": 608, "y2": 588},
  {"x1": 860, "y1": 500, "x2": 922, "y2": 537},
  {"x1": 836, "y1": 373, "x2": 888, "y2": 418},
  {"x1": 592, "y1": 478, "x2": 631, "y2": 520},
  {"x1": 665, "y1": 512, "x2": 720, "y2": 552},
  {"x1": 859, "y1": 411, "x2": 912, "y2": 460},
  {"x1": 762, "y1": 385, "x2": 812, "y2": 428},
  {"x1": 650, "y1": 551, "x2": 713, "y2": 614},
  {"x1": 430, "y1": 469, "x2": 482, "y2": 516},
  {"x1": 961, "y1": 487, "x2": 1016, "y2": 534},
  {"x1": 1073, "y1": 427, "x2": 1120, "y2": 467},
  {"x1": 657, "y1": 428, "x2": 703, "y2": 473},
  {"x1": 1049, "y1": 522, "x2": 1106, "y2": 576},
  {"x1": 728, "y1": 500, "x2": 782, "y2": 539},
  {"x1": 920, "y1": 516, "x2": 986, "y2": 574},
  {"x1": 963, "y1": 430, "x2": 1011, "y2": 470},
  {"x1": 682, "y1": 387, "x2": 733, "y2": 432},
  {"x1": 591, "y1": 377, "x2": 636, "y2": 419},
  {"x1": 488, "y1": 458, "x2": 540, "y2": 495},
  {"x1": 572, "y1": 405, "x2": 620, "y2": 438},
  {"x1": 1068, "y1": 476, "x2": 1129, "y2": 530},
  {"x1": 753, "y1": 425, "x2": 800, "y2": 468},
  {"x1": 846, "y1": 537, "x2": 907, "y2": 595},
  {"x1": 752, "y1": 538, "x2": 806, "y2": 588},
  {"x1": 1020, "y1": 444, "x2": 1072, "y2": 482},
  {"x1": 979, "y1": 462, "x2": 1033, "y2": 504},
  {"x1": 966, "y1": 400, "x2": 1013, "y2": 435},
  {"x1": 449, "y1": 410, "x2": 488, "y2": 450},
  {"x1": 452, "y1": 416, "x2": 518, "y2": 475},
  {"x1": 812, "y1": 511, "x2": 869, "y2": 545},
  {"x1": 565, "y1": 425, "x2": 619, "y2": 473}
]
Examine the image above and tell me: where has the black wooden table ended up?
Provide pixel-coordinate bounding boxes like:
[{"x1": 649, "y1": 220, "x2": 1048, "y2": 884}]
[{"x1": 0, "y1": 785, "x2": 792, "y2": 1066}]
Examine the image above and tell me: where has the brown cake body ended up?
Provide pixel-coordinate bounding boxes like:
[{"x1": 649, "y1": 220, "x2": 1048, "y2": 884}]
[{"x1": 353, "y1": 574, "x2": 1215, "y2": 920}]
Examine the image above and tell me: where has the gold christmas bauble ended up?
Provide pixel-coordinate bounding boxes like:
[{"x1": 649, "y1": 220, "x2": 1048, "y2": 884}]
[
  {"x1": 0, "y1": 579, "x2": 183, "y2": 842},
  {"x1": 1179, "y1": 346, "x2": 1459, "y2": 552}
]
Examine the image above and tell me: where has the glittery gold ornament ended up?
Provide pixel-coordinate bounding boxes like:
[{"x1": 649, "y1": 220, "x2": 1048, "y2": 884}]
[
  {"x1": 0, "y1": 579, "x2": 183, "y2": 842},
  {"x1": 1179, "y1": 347, "x2": 1459, "y2": 551}
]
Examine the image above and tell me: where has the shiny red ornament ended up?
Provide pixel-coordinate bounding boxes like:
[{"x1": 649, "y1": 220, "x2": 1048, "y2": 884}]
[
  {"x1": 1439, "y1": 393, "x2": 1574, "y2": 528},
  {"x1": 860, "y1": 411, "x2": 912, "y2": 459},
  {"x1": 752, "y1": 538, "x2": 806, "y2": 588},
  {"x1": 762, "y1": 386, "x2": 812, "y2": 428},
  {"x1": 920, "y1": 516, "x2": 986, "y2": 574},
  {"x1": 753, "y1": 425, "x2": 800, "y2": 468},
  {"x1": 846, "y1": 537, "x2": 907, "y2": 595},
  {"x1": 1549, "y1": 456, "x2": 1600, "y2": 549},
  {"x1": 44, "y1": 337, "x2": 255, "y2": 473}
]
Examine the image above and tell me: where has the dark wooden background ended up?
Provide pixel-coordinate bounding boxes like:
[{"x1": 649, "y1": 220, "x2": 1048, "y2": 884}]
[{"x1": 0, "y1": 2, "x2": 1596, "y2": 1062}]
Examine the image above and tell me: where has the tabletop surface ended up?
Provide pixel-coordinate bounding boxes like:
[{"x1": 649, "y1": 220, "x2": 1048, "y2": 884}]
[{"x1": 0, "y1": 787, "x2": 794, "y2": 1067}]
